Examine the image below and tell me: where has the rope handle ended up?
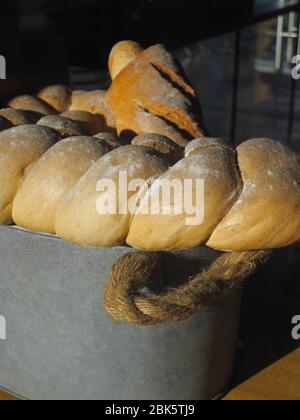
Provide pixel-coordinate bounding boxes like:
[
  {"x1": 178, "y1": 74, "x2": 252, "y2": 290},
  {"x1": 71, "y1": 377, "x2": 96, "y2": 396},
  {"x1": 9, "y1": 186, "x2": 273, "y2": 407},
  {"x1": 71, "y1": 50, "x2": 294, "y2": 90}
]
[{"x1": 103, "y1": 250, "x2": 271, "y2": 326}]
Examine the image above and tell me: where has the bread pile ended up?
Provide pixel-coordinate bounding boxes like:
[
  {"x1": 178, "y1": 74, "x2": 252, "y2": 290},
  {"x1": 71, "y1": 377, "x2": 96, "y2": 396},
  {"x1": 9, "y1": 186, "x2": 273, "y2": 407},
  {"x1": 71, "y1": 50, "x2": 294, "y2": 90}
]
[{"x1": 0, "y1": 41, "x2": 299, "y2": 252}]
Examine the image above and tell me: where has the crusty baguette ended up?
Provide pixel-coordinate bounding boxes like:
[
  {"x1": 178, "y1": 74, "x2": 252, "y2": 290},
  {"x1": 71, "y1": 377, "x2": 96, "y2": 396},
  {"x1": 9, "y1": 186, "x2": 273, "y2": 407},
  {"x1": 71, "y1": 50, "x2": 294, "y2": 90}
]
[
  {"x1": 109, "y1": 41, "x2": 144, "y2": 80},
  {"x1": 107, "y1": 44, "x2": 207, "y2": 146}
]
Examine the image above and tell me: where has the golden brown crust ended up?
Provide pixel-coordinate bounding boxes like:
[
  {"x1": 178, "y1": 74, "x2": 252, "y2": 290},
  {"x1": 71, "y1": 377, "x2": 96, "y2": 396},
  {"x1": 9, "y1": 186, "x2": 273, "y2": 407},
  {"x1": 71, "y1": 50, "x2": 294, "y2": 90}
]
[
  {"x1": 12, "y1": 136, "x2": 108, "y2": 234},
  {"x1": 127, "y1": 142, "x2": 242, "y2": 250},
  {"x1": 9, "y1": 95, "x2": 57, "y2": 115},
  {"x1": 109, "y1": 41, "x2": 144, "y2": 80},
  {"x1": 38, "y1": 85, "x2": 72, "y2": 113},
  {"x1": 107, "y1": 44, "x2": 207, "y2": 146},
  {"x1": 0, "y1": 125, "x2": 60, "y2": 224},
  {"x1": 70, "y1": 90, "x2": 116, "y2": 132},
  {"x1": 55, "y1": 146, "x2": 169, "y2": 247},
  {"x1": 207, "y1": 139, "x2": 300, "y2": 251}
]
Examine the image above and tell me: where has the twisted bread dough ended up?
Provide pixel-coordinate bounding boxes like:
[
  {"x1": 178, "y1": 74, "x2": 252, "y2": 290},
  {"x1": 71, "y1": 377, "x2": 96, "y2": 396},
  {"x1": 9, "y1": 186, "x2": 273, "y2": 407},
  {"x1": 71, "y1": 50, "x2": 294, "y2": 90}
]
[
  {"x1": 128, "y1": 138, "x2": 300, "y2": 251},
  {"x1": 55, "y1": 146, "x2": 168, "y2": 247},
  {"x1": 2, "y1": 41, "x2": 300, "y2": 252},
  {"x1": 127, "y1": 139, "x2": 242, "y2": 250},
  {"x1": 0, "y1": 125, "x2": 60, "y2": 224},
  {"x1": 207, "y1": 138, "x2": 300, "y2": 250},
  {"x1": 12, "y1": 137, "x2": 108, "y2": 234}
]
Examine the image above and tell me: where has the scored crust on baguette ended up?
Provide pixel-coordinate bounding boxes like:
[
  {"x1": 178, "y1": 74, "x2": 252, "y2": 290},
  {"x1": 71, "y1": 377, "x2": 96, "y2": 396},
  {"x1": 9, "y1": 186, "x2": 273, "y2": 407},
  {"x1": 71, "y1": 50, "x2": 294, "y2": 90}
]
[
  {"x1": 12, "y1": 136, "x2": 108, "y2": 234},
  {"x1": 0, "y1": 125, "x2": 60, "y2": 224},
  {"x1": 107, "y1": 44, "x2": 207, "y2": 146}
]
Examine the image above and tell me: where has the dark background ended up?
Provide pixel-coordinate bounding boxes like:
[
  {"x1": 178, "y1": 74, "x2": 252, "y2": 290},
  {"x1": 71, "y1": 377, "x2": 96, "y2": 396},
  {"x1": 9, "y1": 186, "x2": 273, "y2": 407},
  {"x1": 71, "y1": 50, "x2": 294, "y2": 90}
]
[
  {"x1": 1, "y1": 0, "x2": 300, "y2": 146},
  {"x1": 1, "y1": 0, "x2": 254, "y2": 82}
]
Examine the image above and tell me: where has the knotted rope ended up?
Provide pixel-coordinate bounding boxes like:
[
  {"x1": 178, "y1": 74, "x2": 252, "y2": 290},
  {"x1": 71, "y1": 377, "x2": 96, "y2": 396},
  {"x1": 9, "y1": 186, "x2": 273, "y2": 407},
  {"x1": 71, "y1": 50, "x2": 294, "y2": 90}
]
[{"x1": 103, "y1": 250, "x2": 271, "y2": 326}]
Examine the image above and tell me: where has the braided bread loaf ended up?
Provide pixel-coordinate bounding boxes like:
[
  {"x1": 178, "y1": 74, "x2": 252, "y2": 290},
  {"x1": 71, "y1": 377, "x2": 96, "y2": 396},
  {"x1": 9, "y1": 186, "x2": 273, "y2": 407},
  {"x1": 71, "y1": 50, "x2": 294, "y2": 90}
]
[{"x1": 53, "y1": 137, "x2": 299, "y2": 252}]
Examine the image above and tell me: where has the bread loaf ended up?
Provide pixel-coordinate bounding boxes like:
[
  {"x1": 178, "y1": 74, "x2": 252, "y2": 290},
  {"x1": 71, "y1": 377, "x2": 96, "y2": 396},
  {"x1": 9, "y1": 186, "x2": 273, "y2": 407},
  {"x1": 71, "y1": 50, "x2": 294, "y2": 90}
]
[
  {"x1": 207, "y1": 139, "x2": 300, "y2": 250},
  {"x1": 61, "y1": 110, "x2": 105, "y2": 135},
  {"x1": 55, "y1": 146, "x2": 168, "y2": 247},
  {"x1": 0, "y1": 125, "x2": 60, "y2": 224},
  {"x1": 127, "y1": 139, "x2": 242, "y2": 250},
  {"x1": 0, "y1": 116, "x2": 13, "y2": 132},
  {"x1": 126, "y1": 138, "x2": 300, "y2": 251},
  {"x1": 132, "y1": 133, "x2": 184, "y2": 165},
  {"x1": 37, "y1": 115, "x2": 89, "y2": 138},
  {"x1": 94, "y1": 132, "x2": 124, "y2": 150},
  {"x1": 107, "y1": 43, "x2": 207, "y2": 146},
  {"x1": 70, "y1": 90, "x2": 116, "y2": 132},
  {"x1": 185, "y1": 137, "x2": 232, "y2": 157},
  {"x1": 0, "y1": 108, "x2": 42, "y2": 126},
  {"x1": 38, "y1": 85, "x2": 73, "y2": 113},
  {"x1": 12, "y1": 136, "x2": 108, "y2": 234},
  {"x1": 109, "y1": 41, "x2": 144, "y2": 80},
  {"x1": 9, "y1": 95, "x2": 57, "y2": 115}
]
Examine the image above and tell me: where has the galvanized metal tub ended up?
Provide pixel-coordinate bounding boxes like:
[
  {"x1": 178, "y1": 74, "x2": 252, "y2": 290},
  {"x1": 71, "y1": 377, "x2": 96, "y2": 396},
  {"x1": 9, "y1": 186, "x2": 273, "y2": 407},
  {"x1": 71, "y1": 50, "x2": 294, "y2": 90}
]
[{"x1": 0, "y1": 225, "x2": 241, "y2": 400}]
